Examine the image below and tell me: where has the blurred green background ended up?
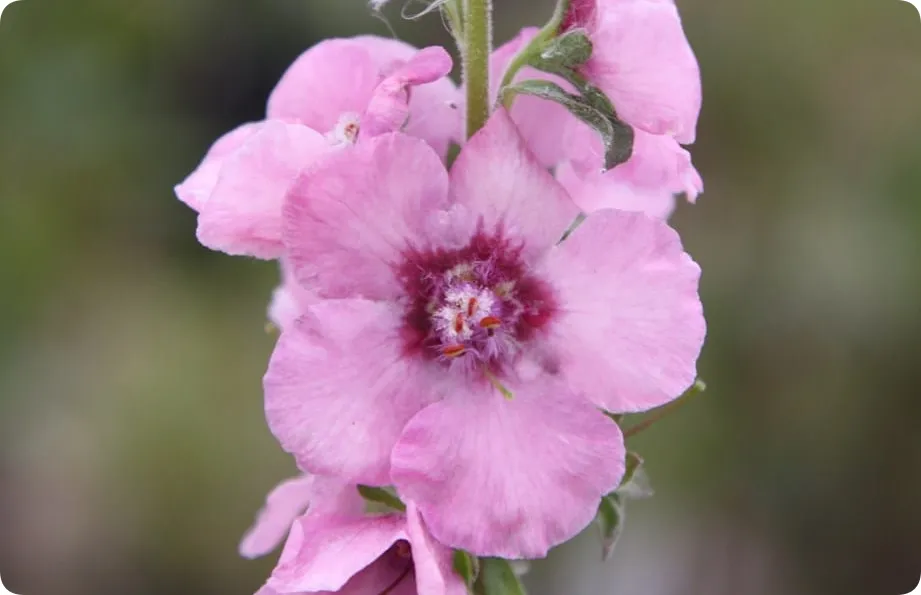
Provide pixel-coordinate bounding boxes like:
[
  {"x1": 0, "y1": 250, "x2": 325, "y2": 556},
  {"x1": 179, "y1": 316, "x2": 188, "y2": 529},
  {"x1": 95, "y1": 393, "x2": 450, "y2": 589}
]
[{"x1": 1, "y1": 0, "x2": 920, "y2": 594}]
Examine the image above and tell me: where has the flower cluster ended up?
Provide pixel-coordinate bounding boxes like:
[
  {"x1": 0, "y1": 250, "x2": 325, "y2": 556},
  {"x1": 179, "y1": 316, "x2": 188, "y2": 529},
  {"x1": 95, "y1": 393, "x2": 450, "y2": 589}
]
[{"x1": 176, "y1": 0, "x2": 706, "y2": 593}]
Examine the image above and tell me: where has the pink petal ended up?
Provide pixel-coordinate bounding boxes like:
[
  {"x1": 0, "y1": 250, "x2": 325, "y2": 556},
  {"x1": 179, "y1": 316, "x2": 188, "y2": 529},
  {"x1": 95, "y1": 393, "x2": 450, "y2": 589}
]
[
  {"x1": 490, "y1": 29, "x2": 575, "y2": 168},
  {"x1": 559, "y1": 125, "x2": 702, "y2": 216},
  {"x1": 240, "y1": 476, "x2": 365, "y2": 560},
  {"x1": 268, "y1": 259, "x2": 317, "y2": 332},
  {"x1": 449, "y1": 109, "x2": 579, "y2": 258},
  {"x1": 268, "y1": 513, "x2": 406, "y2": 593},
  {"x1": 556, "y1": 161, "x2": 677, "y2": 219},
  {"x1": 267, "y1": 39, "x2": 381, "y2": 133},
  {"x1": 174, "y1": 122, "x2": 261, "y2": 212},
  {"x1": 405, "y1": 503, "x2": 468, "y2": 595},
  {"x1": 264, "y1": 299, "x2": 440, "y2": 486},
  {"x1": 391, "y1": 380, "x2": 625, "y2": 559},
  {"x1": 283, "y1": 132, "x2": 450, "y2": 300},
  {"x1": 196, "y1": 120, "x2": 329, "y2": 259},
  {"x1": 239, "y1": 475, "x2": 315, "y2": 559},
  {"x1": 536, "y1": 209, "x2": 705, "y2": 413},
  {"x1": 584, "y1": 1, "x2": 701, "y2": 143},
  {"x1": 362, "y1": 46, "x2": 454, "y2": 139}
]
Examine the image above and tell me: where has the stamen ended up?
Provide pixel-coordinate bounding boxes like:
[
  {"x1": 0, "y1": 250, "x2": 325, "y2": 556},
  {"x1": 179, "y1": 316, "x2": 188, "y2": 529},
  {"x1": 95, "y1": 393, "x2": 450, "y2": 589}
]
[
  {"x1": 442, "y1": 345, "x2": 466, "y2": 358},
  {"x1": 479, "y1": 316, "x2": 501, "y2": 329},
  {"x1": 453, "y1": 313, "x2": 465, "y2": 334},
  {"x1": 467, "y1": 297, "x2": 479, "y2": 317},
  {"x1": 484, "y1": 368, "x2": 514, "y2": 400}
]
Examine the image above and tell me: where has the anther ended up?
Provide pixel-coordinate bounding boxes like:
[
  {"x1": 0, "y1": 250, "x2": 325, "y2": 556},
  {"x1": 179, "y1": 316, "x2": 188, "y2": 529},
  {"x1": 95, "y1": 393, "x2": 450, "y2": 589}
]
[
  {"x1": 442, "y1": 345, "x2": 466, "y2": 358},
  {"x1": 467, "y1": 297, "x2": 478, "y2": 317},
  {"x1": 479, "y1": 316, "x2": 501, "y2": 329},
  {"x1": 453, "y1": 313, "x2": 465, "y2": 334}
]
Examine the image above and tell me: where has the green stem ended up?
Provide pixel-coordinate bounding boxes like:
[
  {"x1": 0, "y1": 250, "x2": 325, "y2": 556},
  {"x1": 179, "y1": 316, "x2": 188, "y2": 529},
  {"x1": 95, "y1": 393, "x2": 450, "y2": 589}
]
[
  {"x1": 499, "y1": 0, "x2": 570, "y2": 109},
  {"x1": 463, "y1": 0, "x2": 492, "y2": 138},
  {"x1": 623, "y1": 379, "x2": 707, "y2": 438}
]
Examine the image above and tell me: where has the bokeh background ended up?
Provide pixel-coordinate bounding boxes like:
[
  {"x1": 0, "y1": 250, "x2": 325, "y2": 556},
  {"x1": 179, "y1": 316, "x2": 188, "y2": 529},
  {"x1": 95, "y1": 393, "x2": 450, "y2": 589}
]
[{"x1": 1, "y1": 0, "x2": 920, "y2": 594}]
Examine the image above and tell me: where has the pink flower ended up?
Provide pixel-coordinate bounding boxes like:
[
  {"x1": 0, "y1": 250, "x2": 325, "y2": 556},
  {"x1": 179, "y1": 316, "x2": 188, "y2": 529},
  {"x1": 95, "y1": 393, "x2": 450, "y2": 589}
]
[
  {"x1": 239, "y1": 474, "x2": 362, "y2": 559},
  {"x1": 491, "y1": 27, "x2": 702, "y2": 218},
  {"x1": 265, "y1": 109, "x2": 704, "y2": 557},
  {"x1": 260, "y1": 503, "x2": 466, "y2": 595},
  {"x1": 174, "y1": 38, "x2": 458, "y2": 259},
  {"x1": 566, "y1": 0, "x2": 701, "y2": 144},
  {"x1": 268, "y1": 259, "x2": 318, "y2": 333}
]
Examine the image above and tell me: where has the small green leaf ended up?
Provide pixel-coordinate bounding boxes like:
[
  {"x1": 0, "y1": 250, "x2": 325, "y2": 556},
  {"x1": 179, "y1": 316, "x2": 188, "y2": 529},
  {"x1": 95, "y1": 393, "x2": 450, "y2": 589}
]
[
  {"x1": 537, "y1": 29, "x2": 593, "y2": 69},
  {"x1": 597, "y1": 494, "x2": 626, "y2": 561},
  {"x1": 453, "y1": 550, "x2": 479, "y2": 590},
  {"x1": 356, "y1": 485, "x2": 406, "y2": 513},
  {"x1": 500, "y1": 79, "x2": 633, "y2": 170},
  {"x1": 616, "y1": 451, "x2": 654, "y2": 500},
  {"x1": 476, "y1": 558, "x2": 527, "y2": 595}
]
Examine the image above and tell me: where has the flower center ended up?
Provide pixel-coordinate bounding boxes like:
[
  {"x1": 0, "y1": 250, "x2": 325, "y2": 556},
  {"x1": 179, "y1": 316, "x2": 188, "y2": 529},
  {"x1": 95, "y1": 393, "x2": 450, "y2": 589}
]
[
  {"x1": 397, "y1": 228, "x2": 558, "y2": 373},
  {"x1": 327, "y1": 112, "x2": 361, "y2": 145},
  {"x1": 430, "y1": 265, "x2": 518, "y2": 364}
]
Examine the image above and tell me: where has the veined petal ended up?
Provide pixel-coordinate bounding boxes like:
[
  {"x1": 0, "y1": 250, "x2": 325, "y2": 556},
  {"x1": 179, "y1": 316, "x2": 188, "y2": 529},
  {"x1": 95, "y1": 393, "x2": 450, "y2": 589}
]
[
  {"x1": 239, "y1": 475, "x2": 314, "y2": 559},
  {"x1": 584, "y1": 1, "x2": 701, "y2": 143},
  {"x1": 268, "y1": 513, "x2": 407, "y2": 593},
  {"x1": 264, "y1": 299, "x2": 440, "y2": 486},
  {"x1": 536, "y1": 209, "x2": 705, "y2": 413},
  {"x1": 405, "y1": 503, "x2": 468, "y2": 595},
  {"x1": 197, "y1": 120, "x2": 329, "y2": 259},
  {"x1": 283, "y1": 132, "x2": 450, "y2": 300},
  {"x1": 391, "y1": 379, "x2": 625, "y2": 559},
  {"x1": 449, "y1": 110, "x2": 579, "y2": 258}
]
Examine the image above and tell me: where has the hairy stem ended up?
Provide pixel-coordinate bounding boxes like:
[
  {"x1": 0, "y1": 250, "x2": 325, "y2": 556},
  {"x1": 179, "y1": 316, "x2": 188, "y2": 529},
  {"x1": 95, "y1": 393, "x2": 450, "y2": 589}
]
[{"x1": 463, "y1": 0, "x2": 492, "y2": 138}]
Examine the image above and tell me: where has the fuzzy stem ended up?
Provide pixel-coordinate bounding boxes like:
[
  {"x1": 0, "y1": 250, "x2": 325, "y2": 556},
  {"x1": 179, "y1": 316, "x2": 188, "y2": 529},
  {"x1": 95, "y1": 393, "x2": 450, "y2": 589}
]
[{"x1": 463, "y1": 0, "x2": 492, "y2": 138}]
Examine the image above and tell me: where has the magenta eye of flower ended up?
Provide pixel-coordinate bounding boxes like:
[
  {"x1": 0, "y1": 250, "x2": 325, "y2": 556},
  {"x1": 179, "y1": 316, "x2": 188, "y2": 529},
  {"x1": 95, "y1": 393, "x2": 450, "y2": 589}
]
[{"x1": 398, "y1": 229, "x2": 557, "y2": 369}]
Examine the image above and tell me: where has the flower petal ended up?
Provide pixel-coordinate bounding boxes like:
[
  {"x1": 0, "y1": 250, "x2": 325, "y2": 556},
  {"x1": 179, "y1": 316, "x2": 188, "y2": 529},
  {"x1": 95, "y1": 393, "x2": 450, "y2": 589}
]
[
  {"x1": 362, "y1": 46, "x2": 454, "y2": 139},
  {"x1": 283, "y1": 132, "x2": 450, "y2": 300},
  {"x1": 268, "y1": 513, "x2": 406, "y2": 593},
  {"x1": 264, "y1": 299, "x2": 440, "y2": 486},
  {"x1": 267, "y1": 39, "x2": 381, "y2": 132},
  {"x1": 391, "y1": 379, "x2": 625, "y2": 559},
  {"x1": 268, "y1": 259, "x2": 317, "y2": 332},
  {"x1": 174, "y1": 122, "x2": 261, "y2": 212},
  {"x1": 584, "y1": 1, "x2": 701, "y2": 143},
  {"x1": 239, "y1": 475, "x2": 315, "y2": 559},
  {"x1": 405, "y1": 503, "x2": 468, "y2": 595},
  {"x1": 490, "y1": 29, "x2": 575, "y2": 168},
  {"x1": 196, "y1": 120, "x2": 329, "y2": 259},
  {"x1": 536, "y1": 209, "x2": 705, "y2": 412},
  {"x1": 449, "y1": 109, "x2": 579, "y2": 257},
  {"x1": 556, "y1": 161, "x2": 677, "y2": 219}
]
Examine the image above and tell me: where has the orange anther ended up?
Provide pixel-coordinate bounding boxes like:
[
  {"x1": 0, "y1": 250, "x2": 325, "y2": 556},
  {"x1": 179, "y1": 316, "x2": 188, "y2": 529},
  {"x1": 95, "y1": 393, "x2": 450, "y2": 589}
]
[
  {"x1": 467, "y1": 297, "x2": 479, "y2": 317},
  {"x1": 442, "y1": 345, "x2": 466, "y2": 358},
  {"x1": 453, "y1": 313, "x2": 465, "y2": 334},
  {"x1": 479, "y1": 316, "x2": 501, "y2": 329}
]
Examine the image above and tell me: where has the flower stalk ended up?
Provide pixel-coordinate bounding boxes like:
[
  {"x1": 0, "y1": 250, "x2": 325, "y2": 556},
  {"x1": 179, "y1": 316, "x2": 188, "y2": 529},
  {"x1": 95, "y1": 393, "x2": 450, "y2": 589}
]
[
  {"x1": 499, "y1": 0, "x2": 570, "y2": 108},
  {"x1": 463, "y1": 0, "x2": 492, "y2": 138}
]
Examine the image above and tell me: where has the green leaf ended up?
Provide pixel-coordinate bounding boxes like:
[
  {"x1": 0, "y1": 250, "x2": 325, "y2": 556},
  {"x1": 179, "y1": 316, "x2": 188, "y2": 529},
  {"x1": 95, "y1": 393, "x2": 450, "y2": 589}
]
[
  {"x1": 616, "y1": 451, "x2": 654, "y2": 500},
  {"x1": 597, "y1": 494, "x2": 626, "y2": 561},
  {"x1": 537, "y1": 29, "x2": 593, "y2": 69},
  {"x1": 475, "y1": 558, "x2": 527, "y2": 595},
  {"x1": 356, "y1": 485, "x2": 406, "y2": 513},
  {"x1": 500, "y1": 79, "x2": 633, "y2": 170},
  {"x1": 453, "y1": 550, "x2": 479, "y2": 590}
]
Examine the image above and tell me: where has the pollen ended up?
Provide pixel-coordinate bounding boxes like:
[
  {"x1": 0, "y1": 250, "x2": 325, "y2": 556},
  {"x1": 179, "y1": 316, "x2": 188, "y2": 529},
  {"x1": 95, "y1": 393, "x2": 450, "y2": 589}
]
[{"x1": 453, "y1": 313, "x2": 465, "y2": 334}]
